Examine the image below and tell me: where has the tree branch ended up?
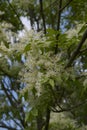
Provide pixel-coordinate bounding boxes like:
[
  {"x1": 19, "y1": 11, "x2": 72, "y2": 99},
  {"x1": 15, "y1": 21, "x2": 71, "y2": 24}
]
[
  {"x1": 1, "y1": 81, "x2": 15, "y2": 107},
  {"x1": 0, "y1": 122, "x2": 17, "y2": 130},
  {"x1": 8, "y1": 113, "x2": 23, "y2": 129},
  {"x1": 55, "y1": 0, "x2": 62, "y2": 54},
  {"x1": 44, "y1": 0, "x2": 58, "y2": 12},
  {"x1": 65, "y1": 29, "x2": 87, "y2": 68},
  {"x1": 59, "y1": 0, "x2": 73, "y2": 12},
  {"x1": 39, "y1": 0, "x2": 46, "y2": 34},
  {"x1": 3, "y1": 78, "x2": 18, "y2": 103},
  {"x1": 79, "y1": 47, "x2": 87, "y2": 55},
  {"x1": 37, "y1": 111, "x2": 44, "y2": 130},
  {"x1": 56, "y1": 0, "x2": 62, "y2": 32},
  {"x1": 6, "y1": 0, "x2": 23, "y2": 27},
  {"x1": 44, "y1": 108, "x2": 50, "y2": 130},
  {"x1": 51, "y1": 99, "x2": 87, "y2": 113}
]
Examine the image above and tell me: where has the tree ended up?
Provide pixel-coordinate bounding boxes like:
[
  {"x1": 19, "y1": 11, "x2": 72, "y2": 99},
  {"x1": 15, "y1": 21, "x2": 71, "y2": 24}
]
[{"x1": 0, "y1": 0, "x2": 87, "y2": 130}]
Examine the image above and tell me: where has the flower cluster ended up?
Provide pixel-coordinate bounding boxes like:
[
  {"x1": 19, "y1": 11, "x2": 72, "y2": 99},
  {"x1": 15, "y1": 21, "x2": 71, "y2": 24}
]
[{"x1": 17, "y1": 30, "x2": 64, "y2": 98}]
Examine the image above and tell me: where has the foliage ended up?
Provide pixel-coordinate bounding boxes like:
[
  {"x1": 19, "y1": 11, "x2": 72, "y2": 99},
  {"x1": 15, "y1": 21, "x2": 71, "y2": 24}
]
[{"x1": 0, "y1": 0, "x2": 87, "y2": 130}]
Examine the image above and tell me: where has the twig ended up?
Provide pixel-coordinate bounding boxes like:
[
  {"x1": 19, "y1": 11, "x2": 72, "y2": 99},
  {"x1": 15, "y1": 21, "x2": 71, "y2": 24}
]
[
  {"x1": 8, "y1": 114, "x2": 23, "y2": 129},
  {"x1": 79, "y1": 47, "x2": 87, "y2": 54},
  {"x1": 43, "y1": 0, "x2": 58, "y2": 12},
  {"x1": 65, "y1": 29, "x2": 87, "y2": 68},
  {"x1": 44, "y1": 0, "x2": 73, "y2": 14},
  {"x1": 1, "y1": 81, "x2": 15, "y2": 107},
  {"x1": 51, "y1": 99, "x2": 87, "y2": 113},
  {"x1": 0, "y1": 122, "x2": 17, "y2": 130},
  {"x1": 59, "y1": 0, "x2": 73, "y2": 12}
]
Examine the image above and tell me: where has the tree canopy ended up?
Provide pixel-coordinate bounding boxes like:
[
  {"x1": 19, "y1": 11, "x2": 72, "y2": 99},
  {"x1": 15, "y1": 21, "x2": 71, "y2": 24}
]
[{"x1": 0, "y1": 0, "x2": 87, "y2": 130}]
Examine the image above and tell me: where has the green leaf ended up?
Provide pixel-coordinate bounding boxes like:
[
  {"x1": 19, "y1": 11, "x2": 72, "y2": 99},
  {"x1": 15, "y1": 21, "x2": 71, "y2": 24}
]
[
  {"x1": 25, "y1": 108, "x2": 38, "y2": 122},
  {"x1": 49, "y1": 79, "x2": 54, "y2": 88},
  {"x1": 83, "y1": 79, "x2": 87, "y2": 87},
  {"x1": 24, "y1": 44, "x2": 31, "y2": 52},
  {"x1": 32, "y1": 87, "x2": 37, "y2": 96},
  {"x1": 24, "y1": 91, "x2": 28, "y2": 101},
  {"x1": 78, "y1": 24, "x2": 86, "y2": 34},
  {"x1": 25, "y1": 111, "x2": 33, "y2": 122}
]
